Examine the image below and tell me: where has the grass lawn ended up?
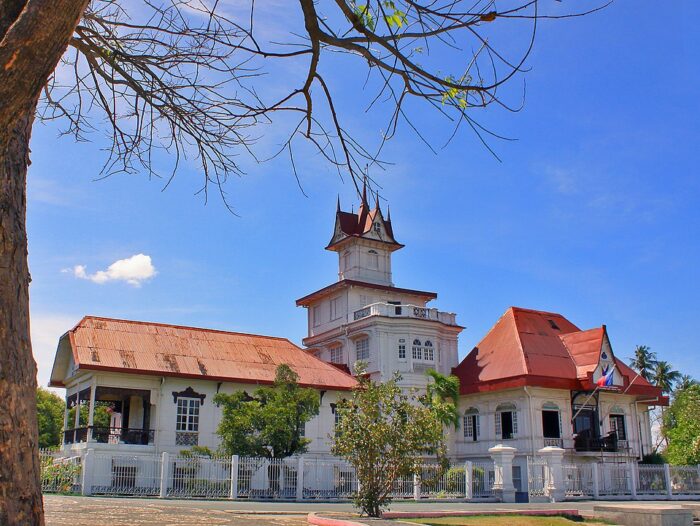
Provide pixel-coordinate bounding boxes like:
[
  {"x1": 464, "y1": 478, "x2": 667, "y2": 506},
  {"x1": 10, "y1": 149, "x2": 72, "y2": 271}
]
[{"x1": 402, "y1": 515, "x2": 612, "y2": 526}]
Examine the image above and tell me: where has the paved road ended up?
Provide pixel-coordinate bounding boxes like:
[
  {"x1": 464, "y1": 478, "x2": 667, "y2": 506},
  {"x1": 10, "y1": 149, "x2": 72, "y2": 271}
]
[{"x1": 44, "y1": 495, "x2": 694, "y2": 526}]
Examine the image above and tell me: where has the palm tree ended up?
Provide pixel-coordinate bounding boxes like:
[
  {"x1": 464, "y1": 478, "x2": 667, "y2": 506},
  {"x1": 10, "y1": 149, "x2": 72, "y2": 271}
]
[
  {"x1": 424, "y1": 369, "x2": 461, "y2": 429},
  {"x1": 674, "y1": 374, "x2": 697, "y2": 394},
  {"x1": 629, "y1": 345, "x2": 658, "y2": 382},
  {"x1": 653, "y1": 361, "x2": 682, "y2": 394}
]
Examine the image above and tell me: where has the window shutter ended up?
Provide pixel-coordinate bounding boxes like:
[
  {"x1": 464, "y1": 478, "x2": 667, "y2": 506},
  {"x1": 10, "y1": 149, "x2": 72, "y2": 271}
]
[
  {"x1": 495, "y1": 412, "x2": 502, "y2": 438},
  {"x1": 475, "y1": 415, "x2": 480, "y2": 440},
  {"x1": 512, "y1": 411, "x2": 518, "y2": 435}
]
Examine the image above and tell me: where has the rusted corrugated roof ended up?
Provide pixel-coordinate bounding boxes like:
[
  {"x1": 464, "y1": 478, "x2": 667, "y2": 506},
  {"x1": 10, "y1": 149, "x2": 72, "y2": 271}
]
[
  {"x1": 453, "y1": 307, "x2": 662, "y2": 399},
  {"x1": 57, "y1": 316, "x2": 357, "y2": 390}
]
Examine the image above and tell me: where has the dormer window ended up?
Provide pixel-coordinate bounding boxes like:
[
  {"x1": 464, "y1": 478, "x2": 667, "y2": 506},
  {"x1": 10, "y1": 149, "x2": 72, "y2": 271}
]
[{"x1": 373, "y1": 222, "x2": 381, "y2": 233}]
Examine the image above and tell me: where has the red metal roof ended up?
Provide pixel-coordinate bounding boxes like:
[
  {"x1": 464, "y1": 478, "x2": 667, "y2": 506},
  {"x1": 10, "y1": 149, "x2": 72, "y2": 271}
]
[
  {"x1": 296, "y1": 279, "x2": 437, "y2": 307},
  {"x1": 53, "y1": 316, "x2": 357, "y2": 390},
  {"x1": 453, "y1": 307, "x2": 663, "y2": 400}
]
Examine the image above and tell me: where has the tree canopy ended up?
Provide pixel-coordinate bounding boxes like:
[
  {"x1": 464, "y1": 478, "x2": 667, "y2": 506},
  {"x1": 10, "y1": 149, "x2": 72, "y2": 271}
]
[
  {"x1": 213, "y1": 364, "x2": 320, "y2": 458},
  {"x1": 36, "y1": 388, "x2": 64, "y2": 449},
  {"x1": 332, "y1": 363, "x2": 448, "y2": 517},
  {"x1": 663, "y1": 384, "x2": 700, "y2": 465}
]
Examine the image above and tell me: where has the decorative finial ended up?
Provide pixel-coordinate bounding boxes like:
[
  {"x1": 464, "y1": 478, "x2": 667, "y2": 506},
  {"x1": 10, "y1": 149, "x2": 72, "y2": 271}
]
[
  {"x1": 374, "y1": 190, "x2": 380, "y2": 210},
  {"x1": 361, "y1": 176, "x2": 368, "y2": 207},
  {"x1": 387, "y1": 204, "x2": 391, "y2": 221},
  {"x1": 336, "y1": 194, "x2": 341, "y2": 212}
]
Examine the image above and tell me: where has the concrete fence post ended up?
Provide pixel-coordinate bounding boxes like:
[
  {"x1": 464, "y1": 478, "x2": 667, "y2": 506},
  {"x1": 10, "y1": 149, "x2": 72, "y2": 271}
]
[
  {"x1": 81, "y1": 448, "x2": 95, "y2": 496},
  {"x1": 413, "y1": 471, "x2": 420, "y2": 501},
  {"x1": 592, "y1": 462, "x2": 600, "y2": 499},
  {"x1": 664, "y1": 463, "x2": 673, "y2": 499},
  {"x1": 296, "y1": 456, "x2": 305, "y2": 501},
  {"x1": 628, "y1": 461, "x2": 638, "y2": 499},
  {"x1": 465, "y1": 461, "x2": 473, "y2": 500},
  {"x1": 159, "y1": 451, "x2": 169, "y2": 498},
  {"x1": 538, "y1": 446, "x2": 565, "y2": 502},
  {"x1": 229, "y1": 455, "x2": 239, "y2": 499},
  {"x1": 489, "y1": 444, "x2": 517, "y2": 503}
]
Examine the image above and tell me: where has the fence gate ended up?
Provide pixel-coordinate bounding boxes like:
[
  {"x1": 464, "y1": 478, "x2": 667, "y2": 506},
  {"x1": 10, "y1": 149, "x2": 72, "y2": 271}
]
[{"x1": 527, "y1": 456, "x2": 547, "y2": 501}]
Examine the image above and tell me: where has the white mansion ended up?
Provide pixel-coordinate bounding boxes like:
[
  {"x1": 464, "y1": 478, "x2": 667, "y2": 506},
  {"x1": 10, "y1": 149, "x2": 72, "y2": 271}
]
[{"x1": 49, "y1": 189, "x2": 665, "y2": 480}]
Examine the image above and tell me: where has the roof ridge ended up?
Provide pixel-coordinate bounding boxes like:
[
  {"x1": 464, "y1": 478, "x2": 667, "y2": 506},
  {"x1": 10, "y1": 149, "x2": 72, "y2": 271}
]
[
  {"x1": 508, "y1": 307, "x2": 532, "y2": 376},
  {"x1": 509, "y1": 306, "x2": 568, "y2": 317},
  {"x1": 76, "y1": 315, "x2": 294, "y2": 343}
]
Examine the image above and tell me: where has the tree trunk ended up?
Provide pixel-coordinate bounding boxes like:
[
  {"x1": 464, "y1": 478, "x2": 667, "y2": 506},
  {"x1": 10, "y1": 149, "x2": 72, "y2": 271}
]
[{"x1": 0, "y1": 101, "x2": 44, "y2": 525}]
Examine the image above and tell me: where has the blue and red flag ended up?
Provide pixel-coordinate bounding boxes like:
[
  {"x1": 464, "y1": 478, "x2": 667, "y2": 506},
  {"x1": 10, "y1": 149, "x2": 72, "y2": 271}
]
[{"x1": 596, "y1": 365, "x2": 614, "y2": 387}]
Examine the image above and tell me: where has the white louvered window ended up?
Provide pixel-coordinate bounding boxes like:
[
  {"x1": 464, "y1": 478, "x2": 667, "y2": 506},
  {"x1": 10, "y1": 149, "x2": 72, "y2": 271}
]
[
  {"x1": 424, "y1": 341, "x2": 434, "y2": 361},
  {"x1": 355, "y1": 337, "x2": 370, "y2": 361},
  {"x1": 496, "y1": 403, "x2": 517, "y2": 439},
  {"x1": 330, "y1": 346, "x2": 343, "y2": 364},
  {"x1": 412, "y1": 339, "x2": 422, "y2": 360},
  {"x1": 464, "y1": 408, "x2": 480, "y2": 441}
]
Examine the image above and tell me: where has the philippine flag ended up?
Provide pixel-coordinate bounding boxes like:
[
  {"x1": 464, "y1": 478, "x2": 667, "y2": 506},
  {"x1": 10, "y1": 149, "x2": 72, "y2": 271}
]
[{"x1": 596, "y1": 365, "x2": 614, "y2": 387}]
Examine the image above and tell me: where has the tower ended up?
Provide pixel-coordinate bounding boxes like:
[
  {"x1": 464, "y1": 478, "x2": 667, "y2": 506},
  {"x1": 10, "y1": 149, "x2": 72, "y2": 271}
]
[{"x1": 296, "y1": 187, "x2": 464, "y2": 389}]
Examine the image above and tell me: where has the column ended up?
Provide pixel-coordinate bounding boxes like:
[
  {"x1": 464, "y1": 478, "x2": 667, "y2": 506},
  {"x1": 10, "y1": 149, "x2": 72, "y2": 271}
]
[
  {"x1": 489, "y1": 444, "x2": 517, "y2": 503},
  {"x1": 87, "y1": 380, "x2": 96, "y2": 442},
  {"x1": 159, "y1": 451, "x2": 169, "y2": 498},
  {"x1": 63, "y1": 398, "x2": 70, "y2": 445},
  {"x1": 538, "y1": 446, "x2": 565, "y2": 502},
  {"x1": 230, "y1": 455, "x2": 239, "y2": 499},
  {"x1": 465, "y1": 461, "x2": 473, "y2": 500},
  {"x1": 81, "y1": 448, "x2": 95, "y2": 496},
  {"x1": 296, "y1": 456, "x2": 305, "y2": 501}
]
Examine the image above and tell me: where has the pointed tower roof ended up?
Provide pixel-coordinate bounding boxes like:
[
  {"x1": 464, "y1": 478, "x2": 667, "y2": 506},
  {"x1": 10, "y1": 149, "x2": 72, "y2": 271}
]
[{"x1": 326, "y1": 188, "x2": 402, "y2": 252}]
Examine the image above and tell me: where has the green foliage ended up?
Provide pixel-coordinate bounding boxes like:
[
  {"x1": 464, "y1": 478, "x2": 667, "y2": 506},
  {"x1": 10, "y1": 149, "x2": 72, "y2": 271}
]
[
  {"x1": 213, "y1": 364, "x2": 320, "y2": 458},
  {"x1": 40, "y1": 457, "x2": 81, "y2": 494},
  {"x1": 663, "y1": 384, "x2": 700, "y2": 465},
  {"x1": 445, "y1": 466, "x2": 466, "y2": 493},
  {"x1": 37, "y1": 388, "x2": 65, "y2": 449},
  {"x1": 179, "y1": 445, "x2": 215, "y2": 458},
  {"x1": 352, "y1": 1, "x2": 407, "y2": 31},
  {"x1": 67, "y1": 401, "x2": 112, "y2": 429},
  {"x1": 653, "y1": 360, "x2": 681, "y2": 394},
  {"x1": 423, "y1": 369, "x2": 461, "y2": 429},
  {"x1": 629, "y1": 345, "x2": 657, "y2": 382},
  {"x1": 331, "y1": 362, "x2": 446, "y2": 517},
  {"x1": 641, "y1": 452, "x2": 666, "y2": 465},
  {"x1": 674, "y1": 374, "x2": 697, "y2": 395}
]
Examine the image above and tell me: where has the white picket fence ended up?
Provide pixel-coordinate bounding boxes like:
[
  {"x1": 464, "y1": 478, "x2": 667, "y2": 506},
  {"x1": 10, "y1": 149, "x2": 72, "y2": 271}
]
[{"x1": 44, "y1": 449, "x2": 496, "y2": 501}]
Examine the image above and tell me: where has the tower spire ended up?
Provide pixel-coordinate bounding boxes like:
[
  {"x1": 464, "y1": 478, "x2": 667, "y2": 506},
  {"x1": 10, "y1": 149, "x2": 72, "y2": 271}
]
[
  {"x1": 336, "y1": 194, "x2": 341, "y2": 212},
  {"x1": 361, "y1": 176, "x2": 368, "y2": 208}
]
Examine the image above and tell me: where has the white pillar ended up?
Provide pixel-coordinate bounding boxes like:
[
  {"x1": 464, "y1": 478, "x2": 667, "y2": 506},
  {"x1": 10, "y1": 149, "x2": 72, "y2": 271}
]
[
  {"x1": 465, "y1": 461, "x2": 473, "y2": 500},
  {"x1": 413, "y1": 471, "x2": 420, "y2": 501},
  {"x1": 229, "y1": 455, "x2": 239, "y2": 499},
  {"x1": 629, "y1": 461, "x2": 638, "y2": 499},
  {"x1": 159, "y1": 452, "x2": 169, "y2": 498},
  {"x1": 489, "y1": 444, "x2": 517, "y2": 503},
  {"x1": 296, "y1": 456, "x2": 305, "y2": 501},
  {"x1": 664, "y1": 463, "x2": 672, "y2": 499},
  {"x1": 62, "y1": 400, "x2": 70, "y2": 446},
  {"x1": 81, "y1": 448, "x2": 95, "y2": 496},
  {"x1": 592, "y1": 462, "x2": 600, "y2": 499},
  {"x1": 538, "y1": 446, "x2": 565, "y2": 502},
  {"x1": 87, "y1": 381, "x2": 96, "y2": 442}
]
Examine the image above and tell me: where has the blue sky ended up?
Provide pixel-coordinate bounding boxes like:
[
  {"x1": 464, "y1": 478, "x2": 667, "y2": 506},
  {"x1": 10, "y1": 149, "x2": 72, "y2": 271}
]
[{"x1": 29, "y1": 1, "x2": 700, "y2": 389}]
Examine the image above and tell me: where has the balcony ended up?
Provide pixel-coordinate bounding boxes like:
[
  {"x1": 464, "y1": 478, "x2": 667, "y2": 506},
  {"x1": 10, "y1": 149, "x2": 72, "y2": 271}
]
[
  {"x1": 574, "y1": 432, "x2": 620, "y2": 452},
  {"x1": 64, "y1": 426, "x2": 155, "y2": 446},
  {"x1": 353, "y1": 303, "x2": 458, "y2": 325}
]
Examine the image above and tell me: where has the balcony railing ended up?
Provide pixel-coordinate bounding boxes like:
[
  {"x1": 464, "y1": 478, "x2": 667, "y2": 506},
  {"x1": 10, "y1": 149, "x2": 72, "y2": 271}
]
[
  {"x1": 352, "y1": 303, "x2": 458, "y2": 325},
  {"x1": 63, "y1": 426, "x2": 154, "y2": 446},
  {"x1": 543, "y1": 437, "x2": 564, "y2": 448},
  {"x1": 574, "y1": 432, "x2": 619, "y2": 452}
]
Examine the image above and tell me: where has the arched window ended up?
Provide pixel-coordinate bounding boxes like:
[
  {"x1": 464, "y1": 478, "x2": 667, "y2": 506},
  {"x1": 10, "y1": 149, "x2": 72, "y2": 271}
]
[
  {"x1": 496, "y1": 403, "x2": 518, "y2": 439},
  {"x1": 412, "y1": 339, "x2": 422, "y2": 360},
  {"x1": 463, "y1": 408, "x2": 480, "y2": 441},
  {"x1": 424, "y1": 340, "x2": 434, "y2": 361}
]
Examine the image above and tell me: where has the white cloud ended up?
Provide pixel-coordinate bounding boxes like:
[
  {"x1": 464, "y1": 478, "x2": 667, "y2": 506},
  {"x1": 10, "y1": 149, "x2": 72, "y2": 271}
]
[{"x1": 70, "y1": 253, "x2": 157, "y2": 287}]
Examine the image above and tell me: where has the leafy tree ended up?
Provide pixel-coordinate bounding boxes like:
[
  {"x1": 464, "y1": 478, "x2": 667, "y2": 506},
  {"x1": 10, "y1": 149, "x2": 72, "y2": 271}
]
[
  {"x1": 0, "y1": 1, "x2": 603, "y2": 521},
  {"x1": 674, "y1": 374, "x2": 697, "y2": 395},
  {"x1": 332, "y1": 363, "x2": 446, "y2": 517},
  {"x1": 663, "y1": 384, "x2": 700, "y2": 465},
  {"x1": 423, "y1": 369, "x2": 461, "y2": 429},
  {"x1": 67, "y1": 401, "x2": 113, "y2": 429},
  {"x1": 36, "y1": 388, "x2": 64, "y2": 449},
  {"x1": 653, "y1": 361, "x2": 682, "y2": 395},
  {"x1": 630, "y1": 345, "x2": 658, "y2": 382},
  {"x1": 213, "y1": 364, "x2": 320, "y2": 458}
]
